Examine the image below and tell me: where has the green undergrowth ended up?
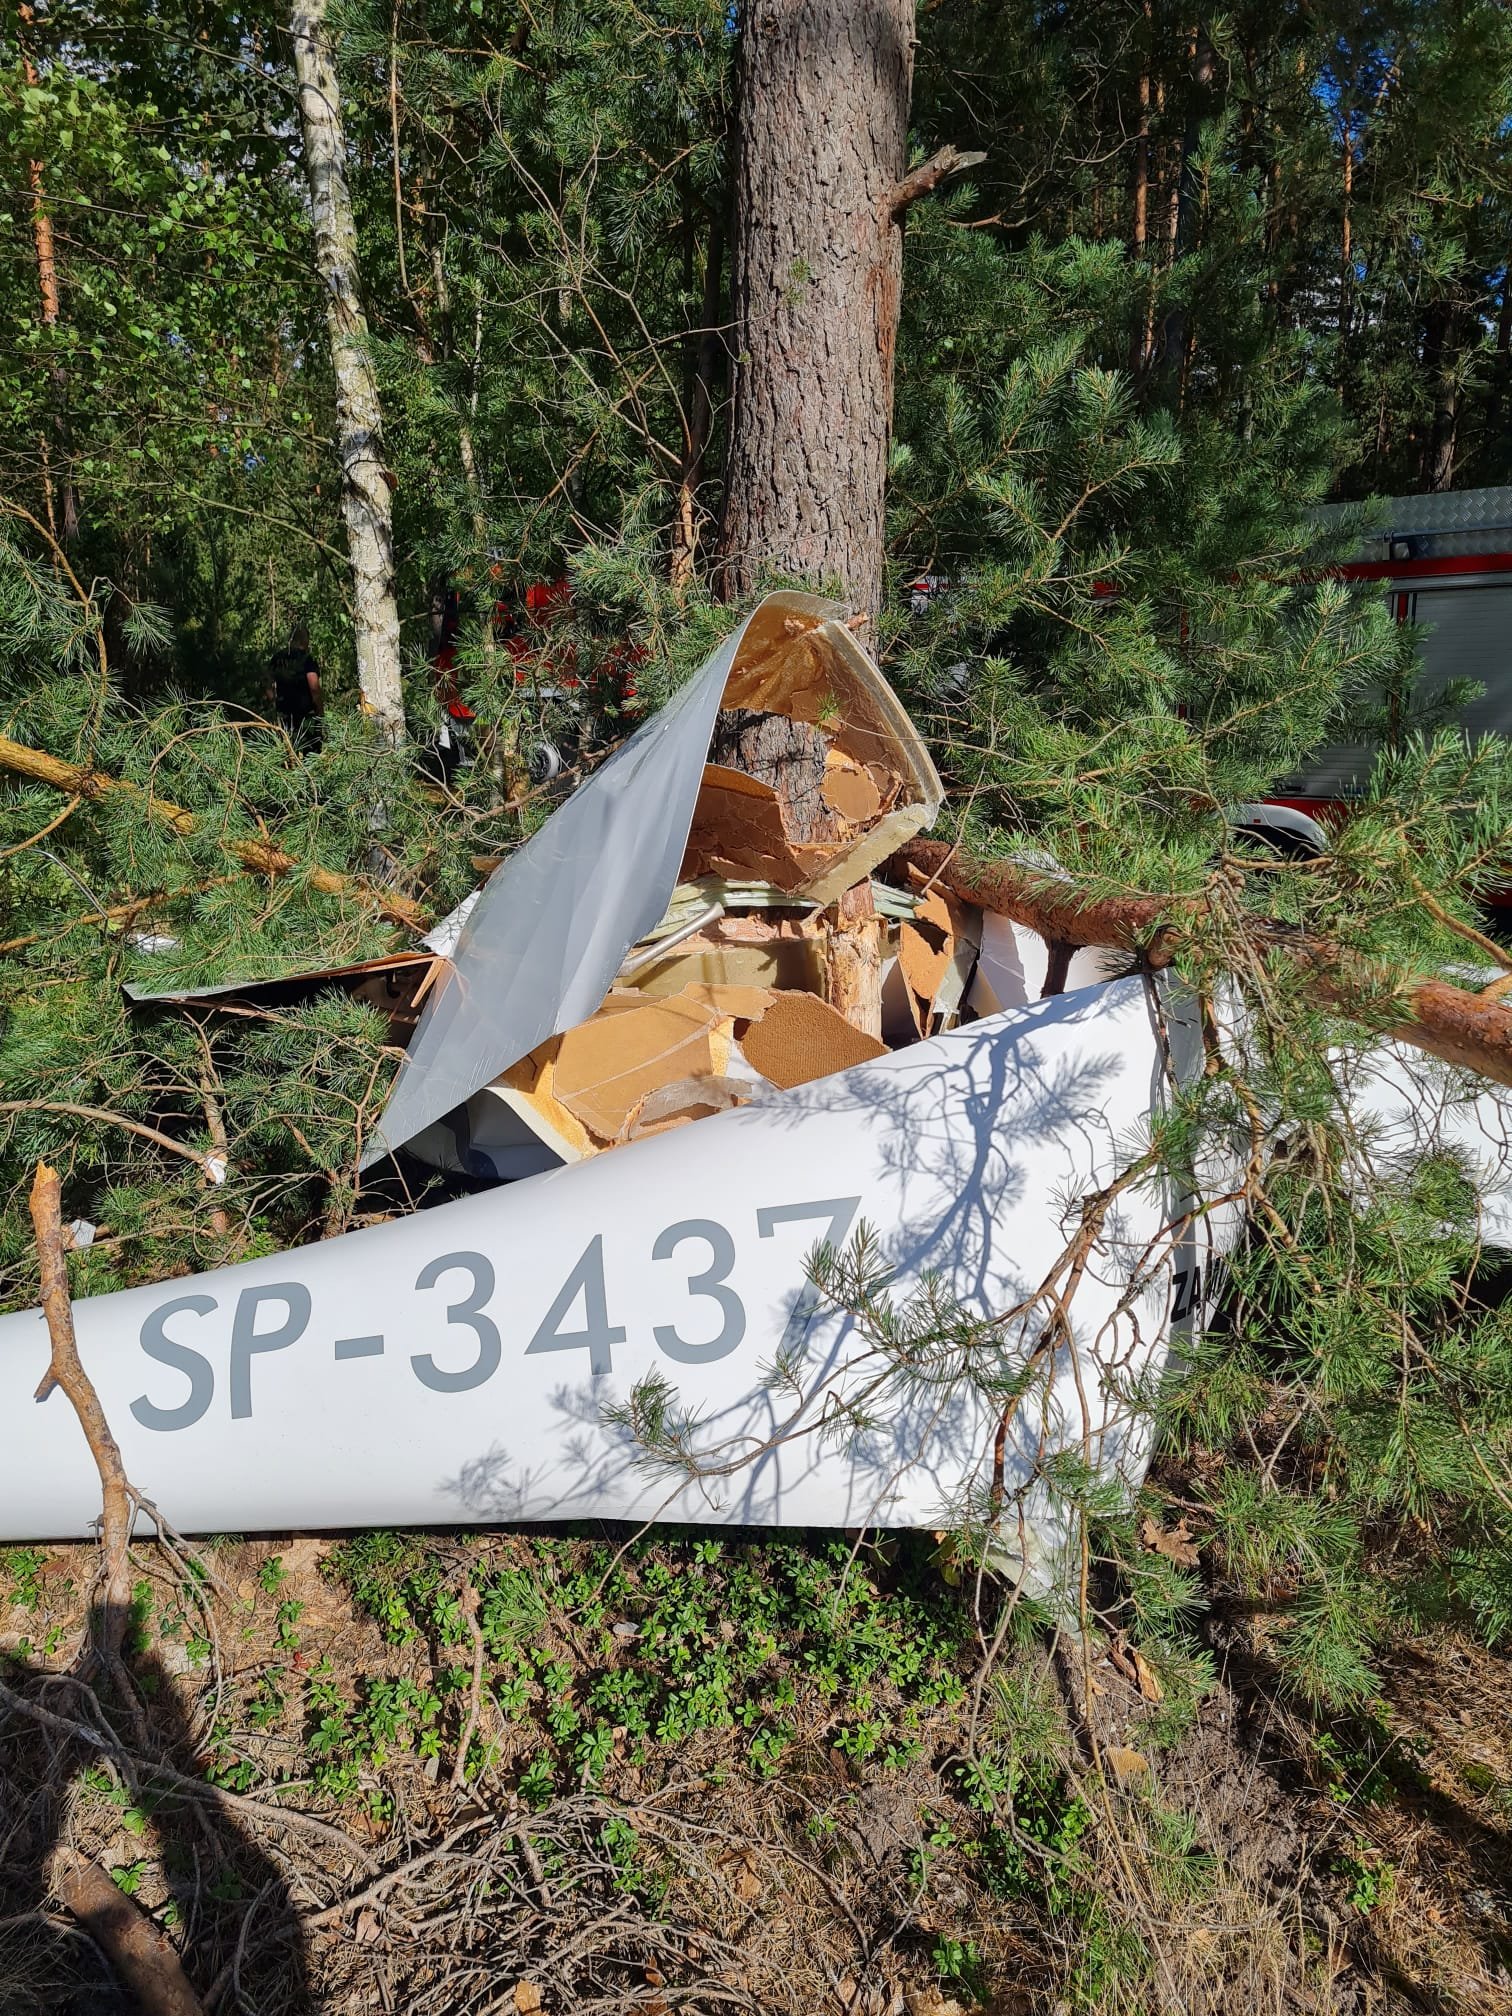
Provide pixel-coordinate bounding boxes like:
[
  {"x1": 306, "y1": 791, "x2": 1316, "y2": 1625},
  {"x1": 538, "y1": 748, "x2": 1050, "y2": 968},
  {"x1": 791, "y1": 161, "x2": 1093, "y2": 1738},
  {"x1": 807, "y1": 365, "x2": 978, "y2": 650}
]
[
  {"x1": 10, "y1": 1526, "x2": 1510, "y2": 2011},
  {"x1": 318, "y1": 1530, "x2": 981, "y2": 1803},
  {"x1": 186, "y1": 1528, "x2": 1217, "y2": 1984},
  {"x1": 1164, "y1": 1160, "x2": 1512, "y2": 1706}
]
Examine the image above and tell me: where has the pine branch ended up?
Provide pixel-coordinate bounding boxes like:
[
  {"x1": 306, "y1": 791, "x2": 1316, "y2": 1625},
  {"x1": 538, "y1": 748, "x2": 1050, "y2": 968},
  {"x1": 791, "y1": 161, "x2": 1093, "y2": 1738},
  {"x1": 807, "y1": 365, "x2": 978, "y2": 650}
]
[
  {"x1": 0, "y1": 878, "x2": 238, "y2": 957},
  {"x1": 900, "y1": 838, "x2": 1512, "y2": 1088},
  {"x1": 3, "y1": 1103, "x2": 217, "y2": 1172},
  {"x1": 0, "y1": 731, "x2": 425, "y2": 927}
]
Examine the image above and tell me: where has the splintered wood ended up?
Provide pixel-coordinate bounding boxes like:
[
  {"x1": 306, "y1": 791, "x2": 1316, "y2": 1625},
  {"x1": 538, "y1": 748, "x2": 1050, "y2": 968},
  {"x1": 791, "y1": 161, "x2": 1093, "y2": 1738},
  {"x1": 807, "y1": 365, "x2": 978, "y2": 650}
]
[
  {"x1": 105, "y1": 605, "x2": 953, "y2": 1180},
  {"x1": 823, "y1": 879, "x2": 884, "y2": 1038},
  {"x1": 681, "y1": 612, "x2": 929, "y2": 900},
  {"x1": 471, "y1": 616, "x2": 952, "y2": 1165}
]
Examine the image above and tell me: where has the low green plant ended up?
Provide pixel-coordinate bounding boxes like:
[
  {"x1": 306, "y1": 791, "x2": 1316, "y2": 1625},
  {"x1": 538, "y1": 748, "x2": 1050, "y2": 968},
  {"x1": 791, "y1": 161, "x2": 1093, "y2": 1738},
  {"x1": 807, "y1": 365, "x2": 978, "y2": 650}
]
[
  {"x1": 932, "y1": 1936, "x2": 987, "y2": 2001},
  {"x1": 2, "y1": 1548, "x2": 46, "y2": 1610},
  {"x1": 1337, "y1": 1842, "x2": 1394, "y2": 1915}
]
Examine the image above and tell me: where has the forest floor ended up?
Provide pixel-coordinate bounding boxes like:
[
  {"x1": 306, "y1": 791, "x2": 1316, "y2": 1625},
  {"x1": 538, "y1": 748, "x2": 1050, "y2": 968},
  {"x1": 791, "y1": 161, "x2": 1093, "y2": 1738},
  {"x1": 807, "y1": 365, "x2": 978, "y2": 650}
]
[{"x1": 1, "y1": 1523, "x2": 1509, "y2": 2016}]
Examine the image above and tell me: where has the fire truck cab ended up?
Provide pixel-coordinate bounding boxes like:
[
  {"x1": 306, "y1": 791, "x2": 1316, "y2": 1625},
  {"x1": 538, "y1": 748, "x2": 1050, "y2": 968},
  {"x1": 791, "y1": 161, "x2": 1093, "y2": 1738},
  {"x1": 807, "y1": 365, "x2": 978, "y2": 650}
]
[
  {"x1": 1277, "y1": 484, "x2": 1512, "y2": 813},
  {"x1": 1232, "y1": 486, "x2": 1511, "y2": 906}
]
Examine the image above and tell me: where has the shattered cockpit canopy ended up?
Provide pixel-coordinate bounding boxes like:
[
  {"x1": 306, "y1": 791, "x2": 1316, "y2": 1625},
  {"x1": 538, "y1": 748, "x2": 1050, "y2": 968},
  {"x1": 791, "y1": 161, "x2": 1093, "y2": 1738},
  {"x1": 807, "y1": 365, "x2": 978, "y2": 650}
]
[{"x1": 365, "y1": 592, "x2": 943, "y2": 1167}]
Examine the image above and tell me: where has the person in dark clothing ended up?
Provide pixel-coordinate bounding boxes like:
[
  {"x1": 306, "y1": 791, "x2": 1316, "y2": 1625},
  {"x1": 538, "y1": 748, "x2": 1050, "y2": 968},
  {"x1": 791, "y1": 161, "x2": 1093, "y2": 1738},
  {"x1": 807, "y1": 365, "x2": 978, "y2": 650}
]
[
  {"x1": 417, "y1": 578, "x2": 473, "y2": 788},
  {"x1": 266, "y1": 623, "x2": 324, "y2": 745}
]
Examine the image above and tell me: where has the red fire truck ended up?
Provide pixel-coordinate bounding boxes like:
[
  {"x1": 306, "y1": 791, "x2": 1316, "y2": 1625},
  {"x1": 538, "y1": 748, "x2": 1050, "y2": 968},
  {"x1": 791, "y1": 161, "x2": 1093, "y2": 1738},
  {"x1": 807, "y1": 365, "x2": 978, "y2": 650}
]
[{"x1": 1230, "y1": 487, "x2": 1512, "y2": 891}]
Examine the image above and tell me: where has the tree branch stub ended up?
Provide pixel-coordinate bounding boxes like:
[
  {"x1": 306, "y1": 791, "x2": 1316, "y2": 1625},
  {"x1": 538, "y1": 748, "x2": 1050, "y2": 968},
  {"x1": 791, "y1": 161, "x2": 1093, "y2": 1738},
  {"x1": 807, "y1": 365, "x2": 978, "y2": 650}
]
[{"x1": 888, "y1": 145, "x2": 987, "y2": 215}]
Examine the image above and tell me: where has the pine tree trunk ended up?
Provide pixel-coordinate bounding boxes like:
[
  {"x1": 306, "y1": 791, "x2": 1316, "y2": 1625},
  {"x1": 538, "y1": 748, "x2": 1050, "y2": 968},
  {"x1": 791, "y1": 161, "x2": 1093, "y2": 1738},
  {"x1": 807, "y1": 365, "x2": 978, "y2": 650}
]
[
  {"x1": 714, "y1": 0, "x2": 915, "y2": 624},
  {"x1": 1421, "y1": 302, "x2": 1459, "y2": 493},
  {"x1": 19, "y1": 3, "x2": 77, "y2": 545},
  {"x1": 1128, "y1": 17, "x2": 1151, "y2": 375},
  {"x1": 1487, "y1": 266, "x2": 1512, "y2": 453},
  {"x1": 1159, "y1": 25, "x2": 1215, "y2": 395},
  {"x1": 1427, "y1": 372, "x2": 1459, "y2": 492},
  {"x1": 1338, "y1": 128, "x2": 1354, "y2": 342},
  {"x1": 290, "y1": 0, "x2": 405, "y2": 740}
]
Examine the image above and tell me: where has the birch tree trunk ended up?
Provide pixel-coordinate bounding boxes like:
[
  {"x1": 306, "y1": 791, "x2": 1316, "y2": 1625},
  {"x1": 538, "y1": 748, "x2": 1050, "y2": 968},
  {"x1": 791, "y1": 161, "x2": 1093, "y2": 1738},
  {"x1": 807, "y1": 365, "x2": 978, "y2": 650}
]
[
  {"x1": 713, "y1": 0, "x2": 916, "y2": 625},
  {"x1": 290, "y1": 0, "x2": 405, "y2": 740}
]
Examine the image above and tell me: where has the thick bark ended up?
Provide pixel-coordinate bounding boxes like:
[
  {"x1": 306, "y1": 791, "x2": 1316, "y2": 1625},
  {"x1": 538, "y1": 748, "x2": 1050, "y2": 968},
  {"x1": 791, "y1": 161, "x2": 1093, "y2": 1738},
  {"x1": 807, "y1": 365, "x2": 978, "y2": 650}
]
[
  {"x1": 709, "y1": 706, "x2": 843, "y2": 840},
  {"x1": 290, "y1": 0, "x2": 405, "y2": 738},
  {"x1": 714, "y1": 0, "x2": 916, "y2": 623}
]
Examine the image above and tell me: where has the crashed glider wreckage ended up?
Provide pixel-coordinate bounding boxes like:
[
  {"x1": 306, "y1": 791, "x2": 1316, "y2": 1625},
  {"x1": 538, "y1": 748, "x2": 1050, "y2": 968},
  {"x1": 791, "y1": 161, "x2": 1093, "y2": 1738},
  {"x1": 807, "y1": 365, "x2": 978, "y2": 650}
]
[{"x1": 2, "y1": 593, "x2": 1509, "y2": 1579}]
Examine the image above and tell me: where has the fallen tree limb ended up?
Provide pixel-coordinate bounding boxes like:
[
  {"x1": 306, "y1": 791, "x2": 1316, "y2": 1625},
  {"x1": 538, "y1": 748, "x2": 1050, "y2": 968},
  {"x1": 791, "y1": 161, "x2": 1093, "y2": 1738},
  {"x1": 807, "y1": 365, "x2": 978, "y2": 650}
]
[
  {"x1": 0, "y1": 1677, "x2": 377, "y2": 1866},
  {"x1": 29, "y1": 1161, "x2": 136, "y2": 1662},
  {"x1": 51, "y1": 1848, "x2": 206, "y2": 2016},
  {"x1": 899, "y1": 837, "x2": 1512, "y2": 1090},
  {"x1": 0, "y1": 731, "x2": 425, "y2": 927},
  {"x1": 5, "y1": 1103, "x2": 218, "y2": 1173}
]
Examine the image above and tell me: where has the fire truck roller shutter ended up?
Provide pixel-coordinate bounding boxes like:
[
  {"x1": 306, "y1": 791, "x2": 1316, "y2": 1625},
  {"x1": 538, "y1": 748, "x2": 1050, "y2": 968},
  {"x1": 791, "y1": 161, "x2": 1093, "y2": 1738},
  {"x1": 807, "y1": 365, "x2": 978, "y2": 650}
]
[{"x1": 1284, "y1": 576, "x2": 1512, "y2": 800}]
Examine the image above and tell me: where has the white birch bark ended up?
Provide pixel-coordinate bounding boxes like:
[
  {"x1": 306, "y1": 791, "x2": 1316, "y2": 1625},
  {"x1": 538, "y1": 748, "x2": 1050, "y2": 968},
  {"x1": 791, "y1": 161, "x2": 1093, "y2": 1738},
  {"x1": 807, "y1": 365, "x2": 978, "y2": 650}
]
[{"x1": 290, "y1": 0, "x2": 405, "y2": 740}]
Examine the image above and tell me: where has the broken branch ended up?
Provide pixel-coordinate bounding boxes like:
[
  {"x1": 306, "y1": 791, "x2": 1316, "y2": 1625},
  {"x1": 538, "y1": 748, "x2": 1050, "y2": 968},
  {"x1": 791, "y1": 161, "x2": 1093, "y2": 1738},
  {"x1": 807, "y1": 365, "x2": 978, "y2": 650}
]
[
  {"x1": 29, "y1": 1161, "x2": 135, "y2": 1662},
  {"x1": 0, "y1": 730, "x2": 425, "y2": 927},
  {"x1": 450, "y1": 1576, "x2": 487, "y2": 1791},
  {"x1": 51, "y1": 1848, "x2": 206, "y2": 2016},
  {"x1": 899, "y1": 837, "x2": 1512, "y2": 1089},
  {"x1": 0, "y1": 1675, "x2": 378, "y2": 1864},
  {"x1": 889, "y1": 145, "x2": 987, "y2": 215},
  {"x1": 3, "y1": 1102, "x2": 218, "y2": 1173}
]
